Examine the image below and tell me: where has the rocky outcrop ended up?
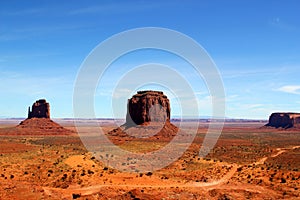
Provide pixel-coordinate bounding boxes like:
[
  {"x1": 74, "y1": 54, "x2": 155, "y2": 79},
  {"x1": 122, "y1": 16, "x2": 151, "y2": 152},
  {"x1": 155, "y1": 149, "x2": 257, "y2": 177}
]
[
  {"x1": 126, "y1": 90, "x2": 170, "y2": 126},
  {"x1": 14, "y1": 99, "x2": 74, "y2": 135},
  {"x1": 28, "y1": 99, "x2": 50, "y2": 119},
  {"x1": 108, "y1": 90, "x2": 178, "y2": 141},
  {"x1": 266, "y1": 113, "x2": 300, "y2": 129}
]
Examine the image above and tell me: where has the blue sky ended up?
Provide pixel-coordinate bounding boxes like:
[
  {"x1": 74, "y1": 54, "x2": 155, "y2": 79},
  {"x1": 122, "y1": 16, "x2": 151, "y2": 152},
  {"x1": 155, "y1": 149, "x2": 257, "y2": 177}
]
[{"x1": 0, "y1": 0, "x2": 300, "y2": 119}]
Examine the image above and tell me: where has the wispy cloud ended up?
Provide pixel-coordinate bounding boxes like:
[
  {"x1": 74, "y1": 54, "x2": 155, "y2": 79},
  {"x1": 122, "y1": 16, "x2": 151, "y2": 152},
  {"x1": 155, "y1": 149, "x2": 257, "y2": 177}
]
[
  {"x1": 269, "y1": 17, "x2": 296, "y2": 31},
  {"x1": 68, "y1": 2, "x2": 160, "y2": 15},
  {"x1": 0, "y1": 23, "x2": 92, "y2": 42},
  {"x1": 278, "y1": 85, "x2": 300, "y2": 95},
  {"x1": 0, "y1": 70, "x2": 73, "y2": 97},
  {"x1": 112, "y1": 88, "x2": 133, "y2": 99},
  {"x1": 0, "y1": 8, "x2": 46, "y2": 16},
  {"x1": 221, "y1": 67, "x2": 283, "y2": 79},
  {"x1": 225, "y1": 94, "x2": 239, "y2": 102}
]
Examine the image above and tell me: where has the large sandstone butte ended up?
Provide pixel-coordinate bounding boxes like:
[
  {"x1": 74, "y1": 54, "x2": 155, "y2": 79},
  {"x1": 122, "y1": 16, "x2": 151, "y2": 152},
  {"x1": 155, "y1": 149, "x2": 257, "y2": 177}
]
[
  {"x1": 12, "y1": 99, "x2": 74, "y2": 135},
  {"x1": 108, "y1": 90, "x2": 178, "y2": 140},
  {"x1": 28, "y1": 99, "x2": 50, "y2": 118},
  {"x1": 266, "y1": 112, "x2": 300, "y2": 129},
  {"x1": 126, "y1": 90, "x2": 170, "y2": 126}
]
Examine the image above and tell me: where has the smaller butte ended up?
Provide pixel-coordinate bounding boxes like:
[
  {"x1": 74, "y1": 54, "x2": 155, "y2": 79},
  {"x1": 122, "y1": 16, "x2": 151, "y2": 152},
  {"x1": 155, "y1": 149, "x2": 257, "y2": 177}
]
[
  {"x1": 14, "y1": 99, "x2": 74, "y2": 135},
  {"x1": 265, "y1": 112, "x2": 300, "y2": 129}
]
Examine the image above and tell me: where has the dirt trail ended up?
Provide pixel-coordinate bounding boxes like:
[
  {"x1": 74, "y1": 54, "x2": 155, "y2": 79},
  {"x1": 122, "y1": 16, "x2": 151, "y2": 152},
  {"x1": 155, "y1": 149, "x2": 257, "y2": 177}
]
[
  {"x1": 255, "y1": 145, "x2": 300, "y2": 165},
  {"x1": 43, "y1": 145, "x2": 300, "y2": 198},
  {"x1": 193, "y1": 164, "x2": 238, "y2": 188}
]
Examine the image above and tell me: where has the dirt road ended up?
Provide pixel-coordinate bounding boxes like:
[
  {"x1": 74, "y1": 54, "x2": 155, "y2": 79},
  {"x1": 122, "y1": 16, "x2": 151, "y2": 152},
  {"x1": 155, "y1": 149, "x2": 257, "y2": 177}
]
[{"x1": 43, "y1": 145, "x2": 300, "y2": 199}]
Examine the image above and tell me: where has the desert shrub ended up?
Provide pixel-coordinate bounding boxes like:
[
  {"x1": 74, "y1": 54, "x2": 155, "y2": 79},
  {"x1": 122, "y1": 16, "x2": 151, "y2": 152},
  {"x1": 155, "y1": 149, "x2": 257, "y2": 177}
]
[
  {"x1": 145, "y1": 172, "x2": 153, "y2": 176},
  {"x1": 61, "y1": 182, "x2": 69, "y2": 189},
  {"x1": 72, "y1": 193, "x2": 81, "y2": 199},
  {"x1": 62, "y1": 174, "x2": 67, "y2": 181},
  {"x1": 281, "y1": 178, "x2": 286, "y2": 183},
  {"x1": 269, "y1": 177, "x2": 273, "y2": 182}
]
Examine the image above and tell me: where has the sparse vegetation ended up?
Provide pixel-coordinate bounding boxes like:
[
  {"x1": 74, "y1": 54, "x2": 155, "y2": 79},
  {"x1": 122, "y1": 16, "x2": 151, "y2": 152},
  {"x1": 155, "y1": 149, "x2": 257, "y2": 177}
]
[{"x1": 0, "y1": 122, "x2": 299, "y2": 199}]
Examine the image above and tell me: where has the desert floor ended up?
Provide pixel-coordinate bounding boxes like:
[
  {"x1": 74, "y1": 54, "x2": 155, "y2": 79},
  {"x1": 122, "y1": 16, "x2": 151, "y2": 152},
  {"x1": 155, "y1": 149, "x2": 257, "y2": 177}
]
[{"x1": 0, "y1": 120, "x2": 299, "y2": 199}]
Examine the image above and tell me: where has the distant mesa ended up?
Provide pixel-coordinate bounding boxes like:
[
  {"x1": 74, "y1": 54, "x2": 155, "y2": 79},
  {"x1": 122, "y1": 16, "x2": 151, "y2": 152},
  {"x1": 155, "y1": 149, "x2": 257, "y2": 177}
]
[
  {"x1": 265, "y1": 112, "x2": 300, "y2": 129},
  {"x1": 125, "y1": 90, "x2": 171, "y2": 126},
  {"x1": 108, "y1": 90, "x2": 178, "y2": 140},
  {"x1": 28, "y1": 99, "x2": 50, "y2": 119},
  {"x1": 13, "y1": 99, "x2": 74, "y2": 135}
]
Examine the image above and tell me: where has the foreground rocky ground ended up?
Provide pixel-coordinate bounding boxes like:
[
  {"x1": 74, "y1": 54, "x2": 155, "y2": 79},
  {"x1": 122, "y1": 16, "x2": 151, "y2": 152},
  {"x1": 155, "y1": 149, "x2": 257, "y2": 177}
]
[{"x1": 0, "y1": 121, "x2": 299, "y2": 199}]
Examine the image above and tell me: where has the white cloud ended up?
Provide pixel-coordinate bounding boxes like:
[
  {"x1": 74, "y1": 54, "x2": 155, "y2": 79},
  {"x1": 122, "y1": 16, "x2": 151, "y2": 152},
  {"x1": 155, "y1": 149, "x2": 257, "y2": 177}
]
[
  {"x1": 244, "y1": 104, "x2": 264, "y2": 109},
  {"x1": 278, "y1": 85, "x2": 300, "y2": 95}
]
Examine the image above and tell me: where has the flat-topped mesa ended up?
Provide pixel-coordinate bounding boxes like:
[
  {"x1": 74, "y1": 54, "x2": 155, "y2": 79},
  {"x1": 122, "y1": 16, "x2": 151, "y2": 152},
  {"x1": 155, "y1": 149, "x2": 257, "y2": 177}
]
[
  {"x1": 266, "y1": 112, "x2": 300, "y2": 129},
  {"x1": 126, "y1": 90, "x2": 170, "y2": 126},
  {"x1": 28, "y1": 99, "x2": 50, "y2": 119}
]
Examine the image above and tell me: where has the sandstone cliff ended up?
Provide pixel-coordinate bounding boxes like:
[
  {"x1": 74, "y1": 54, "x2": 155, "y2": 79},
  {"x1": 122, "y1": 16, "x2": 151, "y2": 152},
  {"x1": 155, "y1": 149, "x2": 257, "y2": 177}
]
[
  {"x1": 266, "y1": 113, "x2": 300, "y2": 129},
  {"x1": 125, "y1": 90, "x2": 170, "y2": 126},
  {"x1": 28, "y1": 99, "x2": 50, "y2": 118},
  {"x1": 15, "y1": 99, "x2": 74, "y2": 135},
  {"x1": 108, "y1": 90, "x2": 178, "y2": 140}
]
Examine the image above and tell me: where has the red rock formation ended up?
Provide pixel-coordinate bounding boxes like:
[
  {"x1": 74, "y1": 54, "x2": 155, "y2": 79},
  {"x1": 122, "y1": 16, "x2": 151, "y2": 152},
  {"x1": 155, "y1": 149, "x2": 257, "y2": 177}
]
[
  {"x1": 126, "y1": 90, "x2": 170, "y2": 126},
  {"x1": 14, "y1": 99, "x2": 74, "y2": 135},
  {"x1": 108, "y1": 90, "x2": 178, "y2": 140},
  {"x1": 266, "y1": 113, "x2": 300, "y2": 128},
  {"x1": 28, "y1": 99, "x2": 50, "y2": 119}
]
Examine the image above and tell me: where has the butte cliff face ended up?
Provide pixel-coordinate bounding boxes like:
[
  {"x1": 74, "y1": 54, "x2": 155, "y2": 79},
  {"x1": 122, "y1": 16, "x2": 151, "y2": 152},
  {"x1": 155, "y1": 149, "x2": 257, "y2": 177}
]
[
  {"x1": 14, "y1": 99, "x2": 73, "y2": 135},
  {"x1": 126, "y1": 90, "x2": 170, "y2": 126},
  {"x1": 108, "y1": 90, "x2": 178, "y2": 140},
  {"x1": 266, "y1": 113, "x2": 300, "y2": 129},
  {"x1": 28, "y1": 99, "x2": 50, "y2": 119}
]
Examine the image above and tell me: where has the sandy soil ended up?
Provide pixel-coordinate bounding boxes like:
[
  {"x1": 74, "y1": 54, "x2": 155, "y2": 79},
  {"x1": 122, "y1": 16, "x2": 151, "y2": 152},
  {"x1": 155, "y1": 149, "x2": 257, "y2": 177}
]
[{"x1": 0, "y1": 121, "x2": 299, "y2": 199}]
